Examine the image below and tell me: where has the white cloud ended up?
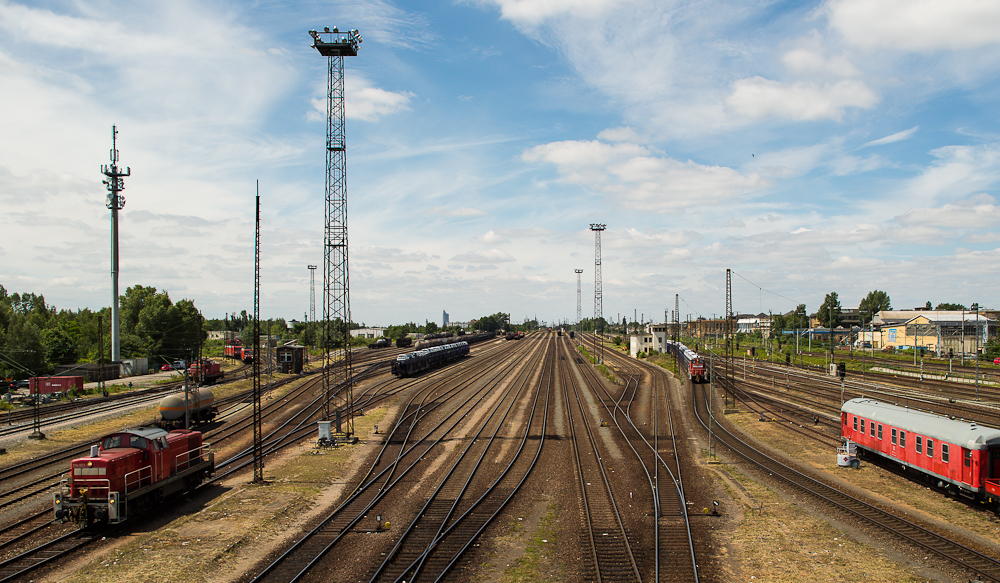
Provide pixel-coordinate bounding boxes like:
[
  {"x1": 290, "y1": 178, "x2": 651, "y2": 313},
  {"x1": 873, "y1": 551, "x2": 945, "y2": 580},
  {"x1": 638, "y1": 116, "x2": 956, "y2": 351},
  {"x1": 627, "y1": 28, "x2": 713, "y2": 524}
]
[
  {"x1": 906, "y1": 144, "x2": 1000, "y2": 202},
  {"x1": 895, "y1": 195, "x2": 1000, "y2": 228},
  {"x1": 476, "y1": 230, "x2": 509, "y2": 244},
  {"x1": 597, "y1": 126, "x2": 650, "y2": 143},
  {"x1": 523, "y1": 139, "x2": 767, "y2": 210},
  {"x1": 450, "y1": 249, "x2": 516, "y2": 263},
  {"x1": 311, "y1": 75, "x2": 414, "y2": 122},
  {"x1": 726, "y1": 77, "x2": 878, "y2": 121},
  {"x1": 480, "y1": 0, "x2": 628, "y2": 26},
  {"x1": 429, "y1": 207, "x2": 487, "y2": 217},
  {"x1": 862, "y1": 126, "x2": 920, "y2": 147},
  {"x1": 782, "y1": 48, "x2": 860, "y2": 78},
  {"x1": 825, "y1": 0, "x2": 1000, "y2": 52}
]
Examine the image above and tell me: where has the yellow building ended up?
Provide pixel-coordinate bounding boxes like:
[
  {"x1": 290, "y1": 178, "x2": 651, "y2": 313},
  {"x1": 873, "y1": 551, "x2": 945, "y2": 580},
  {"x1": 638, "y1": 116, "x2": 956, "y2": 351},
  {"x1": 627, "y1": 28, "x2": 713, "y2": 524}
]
[{"x1": 875, "y1": 310, "x2": 994, "y2": 355}]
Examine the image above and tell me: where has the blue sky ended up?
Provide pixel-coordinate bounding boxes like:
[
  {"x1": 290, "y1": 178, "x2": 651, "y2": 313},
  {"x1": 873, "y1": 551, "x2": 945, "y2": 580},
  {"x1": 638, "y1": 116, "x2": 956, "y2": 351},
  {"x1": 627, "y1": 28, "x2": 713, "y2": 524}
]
[{"x1": 2, "y1": 0, "x2": 1000, "y2": 327}]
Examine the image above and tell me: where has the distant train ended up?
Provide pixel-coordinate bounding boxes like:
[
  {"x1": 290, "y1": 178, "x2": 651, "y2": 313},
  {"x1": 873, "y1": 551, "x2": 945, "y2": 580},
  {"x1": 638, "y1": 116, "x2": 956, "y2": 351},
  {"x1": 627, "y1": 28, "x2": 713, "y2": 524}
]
[
  {"x1": 224, "y1": 341, "x2": 255, "y2": 363},
  {"x1": 663, "y1": 340, "x2": 708, "y2": 383},
  {"x1": 842, "y1": 398, "x2": 1000, "y2": 510},
  {"x1": 392, "y1": 342, "x2": 469, "y2": 377},
  {"x1": 368, "y1": 338, "x2": 390, "y2": 349},
  {"x1": 396, "y1": 337, "x2": 413, "y2": 348},
  {"x1": 55, "y1": 427, "x2": 214, "y2": 525},
  {"x1": 188, "y1": 358, "x2": 224, "y2": 384}
]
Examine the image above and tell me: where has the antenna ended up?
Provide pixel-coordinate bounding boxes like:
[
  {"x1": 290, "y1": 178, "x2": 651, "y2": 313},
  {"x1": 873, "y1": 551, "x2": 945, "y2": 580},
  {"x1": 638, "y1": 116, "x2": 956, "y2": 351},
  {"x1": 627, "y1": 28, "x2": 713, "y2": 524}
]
[{"x1": 101, "y1": 125, "x2": 130, "y2": 363}]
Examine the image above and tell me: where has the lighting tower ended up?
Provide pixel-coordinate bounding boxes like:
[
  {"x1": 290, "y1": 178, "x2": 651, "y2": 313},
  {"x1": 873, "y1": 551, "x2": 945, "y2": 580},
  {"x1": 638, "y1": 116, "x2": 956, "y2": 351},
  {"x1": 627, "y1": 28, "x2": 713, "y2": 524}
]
[
  {"x1": 311, "y1": 27, "x2": 361, "y2": 438},
  {"x1": 307, "y1": 265, "x2": 317, "y2": 322},
  {"x1": 574, "y1": 269, "x2": 583, "y2": 325},
  {"x1": 590, "y1": 224, "x2": 606, "y2": 363},
  {"x1": 101, "y1": 126, "x2": 130, "y2": 363}
]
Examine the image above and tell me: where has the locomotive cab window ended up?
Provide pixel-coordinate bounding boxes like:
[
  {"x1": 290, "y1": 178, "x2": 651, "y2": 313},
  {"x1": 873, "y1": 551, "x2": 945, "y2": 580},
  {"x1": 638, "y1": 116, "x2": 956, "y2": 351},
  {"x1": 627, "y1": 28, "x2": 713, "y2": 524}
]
[
  {"x1": 891, "y1": 428, "x2": 897, "y2": 445},
  {"x1": 927, "y1": 439, "x2": 934, "y2": 458},
  {"x1": 916, "y1": 436, "x2": 922, "y2": 454},
  {"x1": 900, "y1": 431, "x2": 906, "y2": 447},
  {"x1": 102, "y1": 435, "x2": 122, "y2": 450}
]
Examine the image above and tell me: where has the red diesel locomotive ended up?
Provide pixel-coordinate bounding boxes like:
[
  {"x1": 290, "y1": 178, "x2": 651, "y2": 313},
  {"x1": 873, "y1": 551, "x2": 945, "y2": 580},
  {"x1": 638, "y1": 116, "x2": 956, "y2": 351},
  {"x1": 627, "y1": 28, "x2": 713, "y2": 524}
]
[
  {"x1": 54, "y1": 427, "x2": 214, "y2": 525},
  {"x1": 841, "y1": 398, "x2": 1000, "y2": 510}
]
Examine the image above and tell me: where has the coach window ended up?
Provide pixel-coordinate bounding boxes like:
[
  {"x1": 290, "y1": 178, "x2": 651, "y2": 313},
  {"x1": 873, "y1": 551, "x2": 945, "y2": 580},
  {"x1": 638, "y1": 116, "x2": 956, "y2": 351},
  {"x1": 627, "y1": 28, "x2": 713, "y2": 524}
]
[
  {"x1": 927, "y1": 439, "x2": 934, "y2": 458},
  {"x1": 870, "y1": 422, "x2": 876, "y2": 437},
  {"x1": 860, "y1": 419, "x2": 866, "y2": 434},
  {"x1": 900, "y1": 431, "x2": 906, "y2": 447},
  {"x1": 878, "y1": 424, "x2": 883, "y2": 440},
  {"x1": 916, "y1": 436, "x2": 923, "y2": 454},
  {"x1": 853, "y1": 416, "x2": 857, "y2": 431},
  {"x1": 942, "y1": 444, "x2": 949, "y2": 463},
  {"x1": 965, "y1": 449, "x2": 972, "y2": 468},
  {"x1": 891, "y1": 428, "x2": 897, "y2": 445}
]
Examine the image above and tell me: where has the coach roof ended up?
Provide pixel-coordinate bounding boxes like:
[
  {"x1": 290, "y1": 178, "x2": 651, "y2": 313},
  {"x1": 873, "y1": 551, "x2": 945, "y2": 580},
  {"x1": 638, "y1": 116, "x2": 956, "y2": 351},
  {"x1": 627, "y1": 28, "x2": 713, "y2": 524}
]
[{"x1": 843, "y1": 398, "x2": 1000, "y2": 449}]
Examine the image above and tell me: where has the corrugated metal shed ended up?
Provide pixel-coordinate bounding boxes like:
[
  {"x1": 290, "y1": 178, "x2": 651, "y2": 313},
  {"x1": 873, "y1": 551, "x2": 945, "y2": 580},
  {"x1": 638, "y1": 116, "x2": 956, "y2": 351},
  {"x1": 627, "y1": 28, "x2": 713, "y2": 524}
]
[{"x1": 843, "y1": 398, "x2": 1000, "y2": 449}]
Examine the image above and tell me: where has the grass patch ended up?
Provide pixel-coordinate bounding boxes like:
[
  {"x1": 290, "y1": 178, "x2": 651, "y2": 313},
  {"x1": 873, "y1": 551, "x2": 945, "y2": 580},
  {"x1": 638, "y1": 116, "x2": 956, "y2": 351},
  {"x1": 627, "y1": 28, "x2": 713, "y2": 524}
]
[
  {"x1": 501, "y1": 504, "x2": 559, "y2": 583},
  {"x1": 577, "y1": 346, "x2": 617, "y2": 384}
]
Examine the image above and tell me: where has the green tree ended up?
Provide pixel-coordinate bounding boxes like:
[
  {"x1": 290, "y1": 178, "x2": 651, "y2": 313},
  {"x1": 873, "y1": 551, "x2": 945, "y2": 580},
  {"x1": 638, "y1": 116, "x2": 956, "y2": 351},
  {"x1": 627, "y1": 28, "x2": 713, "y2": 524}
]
[
  {"x1": 935, "y1": 302, "x2": 967, "y2": 310},
  {"x1": 858, "y1": 290, "x2": 891, "y2": 322},
  {"x1": 424, "y1": 321, "x2": 439, "y2": 334},
  {"x1": 817, "y1": 292, "x2": 842, "y2": 328}
]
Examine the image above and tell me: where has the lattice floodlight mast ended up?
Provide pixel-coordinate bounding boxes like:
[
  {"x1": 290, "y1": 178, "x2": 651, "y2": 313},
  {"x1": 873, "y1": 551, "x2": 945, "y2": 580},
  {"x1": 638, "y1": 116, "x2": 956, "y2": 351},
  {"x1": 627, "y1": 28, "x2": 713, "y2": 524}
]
[
  {"x1": 590, "y1": 224, "x2": 606, "y2": 363},
  {"x1": 307, "y1": 265, "x2": 317, "y2": 322},
  {"x1": 311, "y1": 27, "x2": 360, "y2": 436},
  {"x1": 574, "y1": 269, "x2": 583, "y2": 324},
  {"x1": 253, "y1": 184, "x2": 264, "y2": 484},
  {"x1": 101, "y1": 126, "x2": 130, "y2": 363}
]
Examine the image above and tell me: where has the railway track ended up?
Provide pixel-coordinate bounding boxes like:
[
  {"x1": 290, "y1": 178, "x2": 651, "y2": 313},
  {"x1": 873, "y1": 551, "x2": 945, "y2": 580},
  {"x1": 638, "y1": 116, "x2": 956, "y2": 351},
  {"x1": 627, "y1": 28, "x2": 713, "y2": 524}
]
[
  {"x1": 691, "y1": 378, "x2": 1000, "y2": 582},
  {"x1": 250, "y1": 335, "x2": 541, "y2": 582}
]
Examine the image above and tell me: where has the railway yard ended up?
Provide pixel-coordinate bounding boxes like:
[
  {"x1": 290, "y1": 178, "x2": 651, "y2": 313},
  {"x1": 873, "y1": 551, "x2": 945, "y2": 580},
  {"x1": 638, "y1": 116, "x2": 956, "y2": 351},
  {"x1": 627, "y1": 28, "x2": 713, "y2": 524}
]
[{"x1": 0, "y1": 331, "x2": 998, "y2": 582}]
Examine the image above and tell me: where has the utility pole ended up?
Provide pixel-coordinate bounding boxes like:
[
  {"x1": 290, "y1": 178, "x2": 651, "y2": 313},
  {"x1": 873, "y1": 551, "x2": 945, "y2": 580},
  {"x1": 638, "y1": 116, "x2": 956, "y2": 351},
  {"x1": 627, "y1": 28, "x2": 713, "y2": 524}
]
[
  {"x1": 725, "y1": 269, "x2": 733, "y2": 407},
  {"x1": 311, "y1": 27, "x2": 361, "y2": 439},
  {"x1": 101, "y1": 126, "x2": 130, "y2": 364}
]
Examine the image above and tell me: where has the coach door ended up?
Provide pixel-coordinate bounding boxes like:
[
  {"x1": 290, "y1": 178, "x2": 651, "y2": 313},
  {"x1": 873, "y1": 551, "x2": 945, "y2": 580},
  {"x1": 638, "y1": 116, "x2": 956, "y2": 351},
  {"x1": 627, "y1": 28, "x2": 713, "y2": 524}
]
[{"x1": 961, "y1": 448, "x2": 973, "y2": 484}]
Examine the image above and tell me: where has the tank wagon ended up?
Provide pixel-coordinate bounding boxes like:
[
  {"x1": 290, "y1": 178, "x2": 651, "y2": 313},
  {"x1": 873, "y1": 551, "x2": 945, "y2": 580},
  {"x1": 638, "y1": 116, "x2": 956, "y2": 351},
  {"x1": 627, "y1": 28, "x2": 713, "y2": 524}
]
[
  {"x1": 54, "y1": 427, "x2": 214, "y2": 525},
  {"x1": 841, "y1": 398, "x2": 1000, "y2": 510},
  {"x1": 663, "y1": 340, "x2": 708, "y2": 383},
  {"x1": 158, "y1": 387, "x2": 217, "y2": 427},
  {"x1": 368, "y1": 338, "x2": 390, "y2": 349},
  {"x1": 391, "y1": 341, "x2": 469, "y2": 377}
]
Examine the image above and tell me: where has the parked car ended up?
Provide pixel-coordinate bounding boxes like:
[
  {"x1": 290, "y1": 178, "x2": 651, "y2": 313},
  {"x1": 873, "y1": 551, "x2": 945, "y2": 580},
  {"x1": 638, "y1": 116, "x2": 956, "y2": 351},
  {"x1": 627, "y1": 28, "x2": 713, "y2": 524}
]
[
  {"x1": 993, "y1": 357, "x2": 1000, "y2": 365},
  {"x1": 160, "y1": 364, "x2": 173, "y2": 371}
]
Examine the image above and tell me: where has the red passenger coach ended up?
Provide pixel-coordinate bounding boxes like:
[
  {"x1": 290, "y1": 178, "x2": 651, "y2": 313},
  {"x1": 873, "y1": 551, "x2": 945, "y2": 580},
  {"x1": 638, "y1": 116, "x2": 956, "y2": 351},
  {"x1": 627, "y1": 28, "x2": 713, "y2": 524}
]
[{"x1": 841, "y1": 398, "x2": 1000, "y2": 509}]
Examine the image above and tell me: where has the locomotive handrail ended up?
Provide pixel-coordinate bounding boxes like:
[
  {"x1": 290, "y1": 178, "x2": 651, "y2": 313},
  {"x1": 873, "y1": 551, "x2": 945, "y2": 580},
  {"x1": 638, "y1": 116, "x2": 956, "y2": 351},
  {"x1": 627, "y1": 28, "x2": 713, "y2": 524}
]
[
  {"x1": 124, "y1": 465, "x2": 153, "y2": 494},
  {"x1": 174, "y1": 443, "x2": 211, "y2": 472}
]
